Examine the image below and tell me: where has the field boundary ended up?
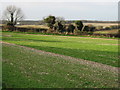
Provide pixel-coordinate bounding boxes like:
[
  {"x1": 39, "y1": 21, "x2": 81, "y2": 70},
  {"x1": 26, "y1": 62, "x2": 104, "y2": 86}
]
[{"x1": 1, "y1": 41, "x2": 119, "y2": 73}]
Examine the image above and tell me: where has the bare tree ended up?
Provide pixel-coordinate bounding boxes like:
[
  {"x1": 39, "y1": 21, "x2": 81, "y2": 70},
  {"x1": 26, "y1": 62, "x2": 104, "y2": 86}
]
[{"x1": 3, "y1": 5, "x2": 24, "y2": 25}]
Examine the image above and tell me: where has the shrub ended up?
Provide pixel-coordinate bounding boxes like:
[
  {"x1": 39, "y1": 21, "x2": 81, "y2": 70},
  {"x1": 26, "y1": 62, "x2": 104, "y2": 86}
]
[
  {"x1": 4, "y1": 22, "x2": 15, "y2": 31},
  {"x1": 96, "y1": 26, "x2": 103, "y2": 30},
  {"x1": 67, "y1": 24, "x2": 75, "y2": 33},
  {"x1": 83, "y1": 26, "x2": 89, "y2": 32},
  {"x1": 83, "y1": 25, "x2": 95, "y2": 35},
  {"x1": 110, "y1": 25, "x2": 118, "y2": 29},
  {"x1": 104, "y1": 27, "x2": 111, "y2": 30}
]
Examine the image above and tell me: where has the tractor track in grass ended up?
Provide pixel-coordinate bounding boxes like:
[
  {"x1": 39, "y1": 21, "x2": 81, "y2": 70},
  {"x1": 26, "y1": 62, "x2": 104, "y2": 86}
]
[{"x1": 1, "y1": 41, "x2": 119, "y2": 73}]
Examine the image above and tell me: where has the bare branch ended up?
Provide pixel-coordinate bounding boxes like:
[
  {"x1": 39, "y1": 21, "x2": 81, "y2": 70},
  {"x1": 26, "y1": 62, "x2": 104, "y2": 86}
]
[{"x1": 3, "y1": 5, "x2": 24, "y2": 25}]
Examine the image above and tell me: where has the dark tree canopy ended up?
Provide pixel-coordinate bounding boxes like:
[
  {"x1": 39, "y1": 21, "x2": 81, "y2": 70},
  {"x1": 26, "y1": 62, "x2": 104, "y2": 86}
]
[
  {"x1": 83, "y1": 26, "x2": 89, "y2": 32},
  {"x1": 3, "y1": 5, "x2": 24, "y2": 25},
  {"x1": 67, "y1": 24, "x2": 75, "y2": 33},
  {"x1": 43, "y1": 15, "x2": 56, "y2": 29},
  {"x1": 54, "y1": 22, "x2": 64, "y2": 33},
  {"x1": 75, "y1": 21, "x2": 83, "y2": 31},
  {"x1": 83, "y1": 25, "x2": 96, "y2": 32}
]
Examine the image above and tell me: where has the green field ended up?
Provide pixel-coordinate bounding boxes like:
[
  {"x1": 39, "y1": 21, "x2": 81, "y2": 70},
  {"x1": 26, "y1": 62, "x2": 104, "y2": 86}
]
[
  {"x1": 2, "y1": 31, "x2": 119, "y2": 88},
  {"x1": 2, "y1": 43, "x2": 118, "y2": 88},
  {"x1": 2, "y1": 32, "x2": 118, "y2": 67},
  {"x1": 94, "y1": 29, "x2": 119, "y2": 34}
]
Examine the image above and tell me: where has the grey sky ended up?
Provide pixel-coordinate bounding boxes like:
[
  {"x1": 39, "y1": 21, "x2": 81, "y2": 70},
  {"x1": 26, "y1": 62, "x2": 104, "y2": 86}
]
[{"x1": 0, "y1": 0, "x2": 118, "y2": 21}]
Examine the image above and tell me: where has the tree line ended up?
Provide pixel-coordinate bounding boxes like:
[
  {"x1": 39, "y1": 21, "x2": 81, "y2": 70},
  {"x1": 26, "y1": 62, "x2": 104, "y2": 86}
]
[
  {"x1": 43, "y1": 15, "x2": 95, "y2": 34},
  {"x1": 1, "y1": 5, "x2": 102, "y2": 35}
]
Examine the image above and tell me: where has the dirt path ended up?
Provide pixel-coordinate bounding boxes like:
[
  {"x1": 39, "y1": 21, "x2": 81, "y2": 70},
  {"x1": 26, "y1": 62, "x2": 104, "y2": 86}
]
[{"x1": 1, "y1": 41, "x2": 119, "y2": 73}]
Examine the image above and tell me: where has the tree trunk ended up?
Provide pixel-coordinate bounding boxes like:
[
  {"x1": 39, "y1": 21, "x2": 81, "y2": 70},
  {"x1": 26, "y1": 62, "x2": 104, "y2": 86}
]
[{"x1": 11, "y1": 13, "x2": 14, "y2": 24}]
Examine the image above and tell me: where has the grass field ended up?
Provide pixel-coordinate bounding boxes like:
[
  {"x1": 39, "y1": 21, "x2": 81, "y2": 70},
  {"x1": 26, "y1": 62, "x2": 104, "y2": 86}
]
[
  {"x1": 2, "y1": 31, "x2": 119, "y2": 88},
  {"x1": 2, "y1": 32, "x2": 118, "y2": 67},
  {"x1": 94, "y1": 29, "x2": 119, "y2": 34},
  {"x1": 84, "y1": 23, "x2": 118, "y2": 27},
  {"x1": 16, "y1": 25, "x2": 49, "y2": 29},
  {"x1": 2, "y1": 43, "x2": 118, "y2": 88}
]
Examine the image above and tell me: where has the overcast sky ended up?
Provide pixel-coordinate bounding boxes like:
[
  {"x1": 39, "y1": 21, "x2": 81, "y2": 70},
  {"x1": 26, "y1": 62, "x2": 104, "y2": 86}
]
[{"x1": 0, "y1": 0, "x2": 119, "y2": 21}]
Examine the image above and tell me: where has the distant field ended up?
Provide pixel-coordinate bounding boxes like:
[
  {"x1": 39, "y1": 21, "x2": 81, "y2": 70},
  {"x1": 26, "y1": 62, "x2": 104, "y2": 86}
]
[
  {"x1": 84, "y1": 23, "x2": 118, "y2": 27},
  {"x1": 94, "y1": 29, "x2": 119, "y2": 34},
  {"x1": 2, "y1": 32, "x2": 118, "y2": 67},
  {"x1": 1, "y1": 22, "x2": 118, "y2": 31},
  {"x1": 16, "y1": 25, "x2": 49, "y2": 29},
  {"x1": 16, "y1": 23, "x2": 118, "y2": 28}
]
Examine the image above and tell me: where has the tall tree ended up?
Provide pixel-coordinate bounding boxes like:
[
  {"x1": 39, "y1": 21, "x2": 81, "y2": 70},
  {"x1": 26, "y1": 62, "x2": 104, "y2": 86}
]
[
  {"x1": 54, "y1": 22, "x2": 64, "y2": 33},
  {"x1": 75, "y1": 21, "x2": 83, "y2": 31},
  {"x1": 43, "y1": 15, "x2": 56, "y2": 29},
  {"x1": 3, "y1": 5, "x2": 24, "y2": 25},
  {"x1": 54, "y1": 16, "x2": 66, "y2": 33}
]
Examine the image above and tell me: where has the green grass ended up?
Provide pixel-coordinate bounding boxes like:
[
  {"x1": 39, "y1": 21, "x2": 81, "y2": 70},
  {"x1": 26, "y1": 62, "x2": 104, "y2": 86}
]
[
  {"x1": 2, "y1": 44, "x2": 118, "y2": 88},
  {"x1": 3, "y1": 31, "x2": 119, "y2": 39},
  {"x1": 2, "y1": 31, "x2": 118, "y2": 67}
]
